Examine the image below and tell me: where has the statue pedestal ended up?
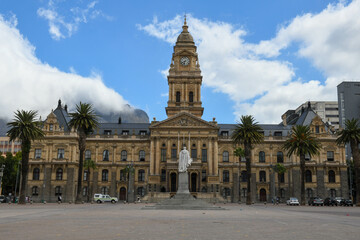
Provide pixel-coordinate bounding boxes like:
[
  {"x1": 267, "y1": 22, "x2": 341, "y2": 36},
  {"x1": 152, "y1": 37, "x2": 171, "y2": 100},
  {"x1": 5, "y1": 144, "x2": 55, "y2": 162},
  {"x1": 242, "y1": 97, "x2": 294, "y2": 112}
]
[{"x1": 177, "y1": 172, "x2": 190, "y2": 194}]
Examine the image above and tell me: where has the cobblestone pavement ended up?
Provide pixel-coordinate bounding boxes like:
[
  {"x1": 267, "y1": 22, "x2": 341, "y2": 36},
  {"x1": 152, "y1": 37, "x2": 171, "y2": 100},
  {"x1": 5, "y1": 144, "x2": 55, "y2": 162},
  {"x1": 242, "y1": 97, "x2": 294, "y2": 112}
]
[{"x1": 0, "y1": 203, "x2": 359, "y2": 240}]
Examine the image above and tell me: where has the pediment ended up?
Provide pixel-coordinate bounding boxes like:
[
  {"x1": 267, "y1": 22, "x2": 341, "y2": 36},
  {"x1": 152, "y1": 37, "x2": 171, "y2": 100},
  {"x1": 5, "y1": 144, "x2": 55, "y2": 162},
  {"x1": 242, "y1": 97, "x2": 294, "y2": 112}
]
[{"x1": 150, "y1": 112, "x2": 218, "y2": 129}]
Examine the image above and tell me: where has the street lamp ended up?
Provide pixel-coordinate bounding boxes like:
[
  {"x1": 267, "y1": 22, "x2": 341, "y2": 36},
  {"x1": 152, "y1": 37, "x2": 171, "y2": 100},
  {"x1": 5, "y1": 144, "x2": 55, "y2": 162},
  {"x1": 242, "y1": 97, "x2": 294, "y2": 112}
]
[{"x1": 0, "y1": 164, "x2": 5, "y2": 195}]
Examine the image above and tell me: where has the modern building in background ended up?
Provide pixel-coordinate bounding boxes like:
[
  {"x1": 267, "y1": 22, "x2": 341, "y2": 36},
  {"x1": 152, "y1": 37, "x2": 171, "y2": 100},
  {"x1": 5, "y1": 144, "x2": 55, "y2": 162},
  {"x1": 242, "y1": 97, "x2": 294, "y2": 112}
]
[
  {"x1": 295, "y1": 101, "x2": 339, "y2": 130},
  {"x1": 337, "y1": 81, "x2": 360, "y2": 128},
  {"x1": 26, "y1": 21, "x2": 348, "y2": 204}
]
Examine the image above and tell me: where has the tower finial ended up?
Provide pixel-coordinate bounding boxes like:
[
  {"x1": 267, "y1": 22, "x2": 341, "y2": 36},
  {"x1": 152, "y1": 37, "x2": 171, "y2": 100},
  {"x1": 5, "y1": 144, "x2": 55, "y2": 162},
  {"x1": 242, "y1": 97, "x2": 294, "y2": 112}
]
[{"x1": 184, "y1": 13, "x2": 187, "y2": 26}]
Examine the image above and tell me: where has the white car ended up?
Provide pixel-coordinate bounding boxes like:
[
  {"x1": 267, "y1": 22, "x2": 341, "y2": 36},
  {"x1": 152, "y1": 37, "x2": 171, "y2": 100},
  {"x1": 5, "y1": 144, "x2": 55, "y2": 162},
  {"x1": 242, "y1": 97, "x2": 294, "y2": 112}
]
[
  {"x1": 286, "y1": 197, "x2": 300, "y2": 206},
  {"x1": 94, "y1": 194, "x2": 118, "y2": 203}
]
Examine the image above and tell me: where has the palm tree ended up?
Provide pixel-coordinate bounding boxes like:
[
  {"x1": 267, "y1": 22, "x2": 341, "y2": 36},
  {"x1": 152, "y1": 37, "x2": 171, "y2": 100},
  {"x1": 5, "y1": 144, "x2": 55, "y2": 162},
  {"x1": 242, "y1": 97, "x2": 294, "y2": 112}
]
[
  {"x1": 336, "y1": 118, "x2": 360, "y2": 206},
  {"x1": 283, "y1": 125, "x2": 320, "y2": 205},
  {"x1": 232, "y1": 115, "x2": 263, "y2": 205},
  {"x1": 273, "y1": 163, "x2": 286, "y2": 201},
  {"x1": 7, "y1": 110, "x2": 44, "y2": 204},
  {"x1": 68, "y1": 102, "x2": 99, "y2": 204},
  {"x1": 122, "y1": 164, "x2": 135, "y2": 202},
  {"x1": 84, "y1": 158, "x2": 97, "y2": 202}
]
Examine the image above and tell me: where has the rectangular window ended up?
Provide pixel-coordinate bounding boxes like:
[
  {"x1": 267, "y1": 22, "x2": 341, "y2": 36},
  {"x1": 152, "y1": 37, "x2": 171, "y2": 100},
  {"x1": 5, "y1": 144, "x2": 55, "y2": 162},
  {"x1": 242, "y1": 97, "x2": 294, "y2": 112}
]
[
  {"x1": 83, "y1": 187, "x2": 88, "y2": 196},
  {"x1": 49, "y1": 124, "x2": 53, "y2": 131},
  {"x1": 171, "y1": 149, "x2": 177, "y2": 160},
  {"x1": 315, "y1": 126, "x2": 320, "y2": 133},
  {"x1": 161, "y1": 149, "x2": 167, "y2": 162},
  {"x1": 201, "y1": 149, "x2": 207, "y2": 162},
  {"x1": 104, "y1": 130, "x2": 112, "y2": 135},
  {"x1": 327, "y1": 151, "x2": 334, "y2": 161},
  {"x1": 305, "y1": 153, "x2": 311, "y2": 161},
  {"x1": 139, "y1": 131, "x2": 147, "y2": 136},
  {"x1": 202, "y1": 170, "x2": 206, "y2": 182},
  {"x1": 85, "y1": 150, "x2": 91, "y2": 160},
  {"x1": 57, "y1": 149, "x2": 64, "y2": 159},
  {"x1": 280, "y1": 173, "x2": 285, "y2": 183},
  {"x1": 122, "y1": 130, "x2": 129, "y2": 135},
  {"x1": 83, "y1": 170, "x2": 88, "y2": 181},
  {"x1": 274, "y1": 131, "x2": 282, "y2": 136},
  {"x1": 35, "y1": 149, "x2": 42, "y2": 159},
  {"x1": 191, "y1": 149, "x2": 197, "y2": 160},
  {"x1": 220, "y1": 131, "x2": 229, "y2": 137}
]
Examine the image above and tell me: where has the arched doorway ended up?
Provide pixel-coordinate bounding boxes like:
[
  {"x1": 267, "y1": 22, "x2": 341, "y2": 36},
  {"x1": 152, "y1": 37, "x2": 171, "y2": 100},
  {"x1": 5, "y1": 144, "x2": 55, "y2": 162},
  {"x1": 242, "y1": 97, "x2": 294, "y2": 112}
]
[
  {"x1": 191, "y1": 172, "x2": 197, "y2": 192},
  {"x1": 260, "y1": 188, "x2": 267, "y2": 202},
  {"x1": 119, "y1": 187, "x2": 126, "y2": 201},
  {"x1": 170, "y1": 173, "x2": 177, "y2": 192}
]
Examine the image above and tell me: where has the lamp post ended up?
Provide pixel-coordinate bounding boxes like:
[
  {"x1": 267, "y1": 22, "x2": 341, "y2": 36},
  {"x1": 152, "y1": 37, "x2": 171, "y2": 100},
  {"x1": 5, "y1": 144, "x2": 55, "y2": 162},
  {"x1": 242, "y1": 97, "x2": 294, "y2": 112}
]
[{"x1": 0, "y1": 164, "x2": 5, "y2": 195}]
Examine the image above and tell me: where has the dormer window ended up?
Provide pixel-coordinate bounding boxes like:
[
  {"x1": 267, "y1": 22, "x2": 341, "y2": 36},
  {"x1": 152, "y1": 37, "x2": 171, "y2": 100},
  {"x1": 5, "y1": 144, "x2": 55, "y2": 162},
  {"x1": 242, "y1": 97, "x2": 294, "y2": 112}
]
[
  {"x1": 274, "y1": 131, "x2": 282, "y2": 136},
  {"x1": 49, "y1": 124, "x2": 53, "y2": 131},
  {"x1": 122, "y1": 130, "x2": 129, "y2": 135},
  {"x1": 315, "y1": 126, "x2": 320, "y2": 133},
  {"x1": 104, "y1": 130, "x2": 112, "y2": 135},
  {"x1": 139, "y1": 131, "x2": 147, "y2": 136},
  {"x1": 220, "y1": 131, "x2": 229, "y2": 137}
]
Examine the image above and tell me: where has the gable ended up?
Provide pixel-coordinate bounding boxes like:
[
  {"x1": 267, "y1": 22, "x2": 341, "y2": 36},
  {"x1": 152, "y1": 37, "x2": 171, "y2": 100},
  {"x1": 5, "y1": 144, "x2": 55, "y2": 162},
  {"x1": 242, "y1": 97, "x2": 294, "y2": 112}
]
[{"x1": 150, "y1": 112, "x2": 218, "y2": 129}]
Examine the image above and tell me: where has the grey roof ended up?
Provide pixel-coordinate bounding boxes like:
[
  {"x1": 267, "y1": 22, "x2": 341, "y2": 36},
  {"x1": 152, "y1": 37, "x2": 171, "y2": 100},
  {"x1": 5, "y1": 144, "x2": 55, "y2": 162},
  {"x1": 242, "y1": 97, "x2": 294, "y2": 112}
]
[
  {"x1": 218, "y1": 124, "x2": 291, "y2": 137},
  {"x1": 97, "y1": 123, "x2": 150, "y2": 135},
  {"x1": 0, "y1": 118, "x2": 9, "y2": 136},
  {"x1": 53, "y1": 105, "x2": 71, "y2": 132}
]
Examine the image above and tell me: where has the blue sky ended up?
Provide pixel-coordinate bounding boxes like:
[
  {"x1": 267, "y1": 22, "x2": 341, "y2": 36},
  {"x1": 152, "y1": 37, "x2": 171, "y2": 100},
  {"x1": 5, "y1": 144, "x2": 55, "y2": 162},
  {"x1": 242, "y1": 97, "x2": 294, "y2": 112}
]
[{"x1": 1, "y1": 0, "x2": 360, "y2": 124}]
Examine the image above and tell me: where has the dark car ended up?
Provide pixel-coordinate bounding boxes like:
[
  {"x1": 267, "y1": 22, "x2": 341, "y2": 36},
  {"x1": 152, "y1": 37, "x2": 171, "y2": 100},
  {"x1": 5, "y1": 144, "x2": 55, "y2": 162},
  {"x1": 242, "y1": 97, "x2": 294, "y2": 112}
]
[
  {"x1": 308, "y1": 197, "x2": 324, "y2": 206},
  {"x1": 0, "y1": 195, "x2": 5, "y2": 203},
  {"x1": 340, "y1": 199, "x2": 353, "y2": 206},
  {"x1": 324, "y1": 197, "x2": 338, "y2": 206}
]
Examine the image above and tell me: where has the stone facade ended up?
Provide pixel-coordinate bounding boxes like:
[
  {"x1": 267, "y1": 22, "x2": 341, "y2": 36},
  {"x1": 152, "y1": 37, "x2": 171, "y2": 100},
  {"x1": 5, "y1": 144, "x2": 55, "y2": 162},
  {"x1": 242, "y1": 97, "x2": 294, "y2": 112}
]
[{"x1": 26, "y1": 21, "x2": 348, "y2": 203}]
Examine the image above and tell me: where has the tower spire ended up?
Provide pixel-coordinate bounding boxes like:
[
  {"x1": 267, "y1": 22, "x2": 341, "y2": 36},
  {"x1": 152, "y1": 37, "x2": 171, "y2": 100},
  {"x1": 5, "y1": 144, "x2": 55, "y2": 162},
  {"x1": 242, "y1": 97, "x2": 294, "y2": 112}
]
[{"x1": 184, "y1": 14, "x2": 187, "y2": 26}]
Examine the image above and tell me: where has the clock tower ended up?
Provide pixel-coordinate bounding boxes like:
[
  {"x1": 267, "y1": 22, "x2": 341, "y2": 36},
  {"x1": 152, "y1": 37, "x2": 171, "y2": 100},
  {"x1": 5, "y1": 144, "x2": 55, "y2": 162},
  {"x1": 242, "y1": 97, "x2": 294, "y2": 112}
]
[{"x1": 165, "y1": 18, "x2": 204, "y2": 118}]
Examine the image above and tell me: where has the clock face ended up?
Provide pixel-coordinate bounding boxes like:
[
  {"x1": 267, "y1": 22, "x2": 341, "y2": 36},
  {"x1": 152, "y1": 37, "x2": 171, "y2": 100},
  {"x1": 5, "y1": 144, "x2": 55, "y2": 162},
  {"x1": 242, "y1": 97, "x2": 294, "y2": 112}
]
[{"x1": 180, "y1": 57, "x2": 190, "y2": 66}]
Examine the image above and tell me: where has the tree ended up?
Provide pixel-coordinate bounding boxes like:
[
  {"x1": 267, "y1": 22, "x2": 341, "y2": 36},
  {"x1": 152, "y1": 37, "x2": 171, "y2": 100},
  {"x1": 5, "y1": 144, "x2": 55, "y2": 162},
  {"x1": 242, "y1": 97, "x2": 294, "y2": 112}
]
[
  {"x1": 0, "y1": 152, "x2": 20, "y2": 195},
  {"x1": 283, "y1": 125, "x2": 320, "y2": 205},
  {"x1": 232, "y1": 115, "x2": 263, "y2": 205},
  {"x1": 68, "y1": 102, "x2": 99, "y2": 204},
  {"x1": 273, "y1": 163, "x2": 286, "y2": 201},
  {"x1": 83, "y1": 158, "x2": 96, "y2": 202},
  {"x1": 336, "y1": 118, "x2": 360, "y2": 206},
  {"x1": 7, "y1": 110, "x2": 44, "y2": 204},
  {"x1": 122, "y1": 164, "x2": 135, "y2": 202}
]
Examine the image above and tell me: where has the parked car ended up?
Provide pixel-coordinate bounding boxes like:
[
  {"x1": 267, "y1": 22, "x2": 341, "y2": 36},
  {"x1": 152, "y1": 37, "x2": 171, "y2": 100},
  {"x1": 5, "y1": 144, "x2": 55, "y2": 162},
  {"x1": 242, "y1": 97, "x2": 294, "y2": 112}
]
[
  {"x1": 0, "y1": 195, "x2": 5, "y2": 203},
  {"x1": 93, "y1": 194, "x2": 118, "y2": 203},
  {"x1": 286, "y1": 197, "x2": 300, "y2": 206},
  {"x1": 334, "y1": 197, "x2": 344, "y2": 204},
  {"x1": 339, "y1": 199, "x2": 353, "y2": 206},
  {"x1": 308, "y1": 197, "x2": 324, "y2": 206},
  {"x1": 324, "y1": 197, "x2": 338, "y2": 206}
]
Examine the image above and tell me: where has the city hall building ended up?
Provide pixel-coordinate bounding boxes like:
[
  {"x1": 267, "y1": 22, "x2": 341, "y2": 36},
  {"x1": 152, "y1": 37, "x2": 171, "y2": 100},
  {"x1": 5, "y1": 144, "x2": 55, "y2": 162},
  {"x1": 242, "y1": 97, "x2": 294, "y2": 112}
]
[{"x1": 27, "y1": 21, "x2": 348, "y2": 203}]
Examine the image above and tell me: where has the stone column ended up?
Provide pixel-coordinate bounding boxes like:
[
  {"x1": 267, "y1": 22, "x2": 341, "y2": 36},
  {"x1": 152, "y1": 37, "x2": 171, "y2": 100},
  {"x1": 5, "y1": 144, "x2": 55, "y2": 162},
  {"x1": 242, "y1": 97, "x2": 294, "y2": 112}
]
[
  {"x1": 155, "y1": 138, "x2": 160, "y2": 175},
  {"x1": 316, "y1": 168, "x2": 325, "y2": 198},
  {"x1": 214, "y1": 140, "x2": 219, "y2": 176},
  {"x1": 233, "y1": 172, "x2": 239, "y2": 202},
  {"x1": 65, "y1": 168, "x2": 75, "y2": 202},
  {"x1": 208, "y1": 139, "x2": 213, "y2": 175},
  {"x1": 197, "y1": 138, "x2": 201, "y2": 161},
  {"x1": 150, "y1": 139, "x2": 155, "y2": 175}
]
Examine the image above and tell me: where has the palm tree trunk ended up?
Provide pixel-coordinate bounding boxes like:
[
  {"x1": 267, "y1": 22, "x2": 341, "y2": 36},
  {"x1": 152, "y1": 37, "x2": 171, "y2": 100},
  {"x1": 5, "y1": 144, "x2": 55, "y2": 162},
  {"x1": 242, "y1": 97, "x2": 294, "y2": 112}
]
[
  {"x1": 300, "y1": 154, "x2": 306, "y2": 205},
  {"x1": 277, "y1": 173, "x2": 281, "y2": 202},
  {"x1": 87, "y1": 166, "x2": 90, "y2": 203},
  {"x1": 245, "y1": 143, "x2": 252, "y2": 205},
  {"x1": 19, "y1": 140, "x2": 31, "y2": 204},
  {"x1": 350, "y1": 140, "x2": 360, "y2": 206},
  {"x1": 75, "y1": 131, "x2": 86, "y2": 204}
]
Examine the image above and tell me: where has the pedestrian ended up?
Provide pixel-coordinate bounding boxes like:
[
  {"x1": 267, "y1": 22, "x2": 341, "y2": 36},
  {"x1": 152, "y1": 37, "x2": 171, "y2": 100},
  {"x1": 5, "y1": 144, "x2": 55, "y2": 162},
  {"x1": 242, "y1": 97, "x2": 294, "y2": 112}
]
[{"x1": 58, "y1": 195, "x2": 62, "y2": 203}]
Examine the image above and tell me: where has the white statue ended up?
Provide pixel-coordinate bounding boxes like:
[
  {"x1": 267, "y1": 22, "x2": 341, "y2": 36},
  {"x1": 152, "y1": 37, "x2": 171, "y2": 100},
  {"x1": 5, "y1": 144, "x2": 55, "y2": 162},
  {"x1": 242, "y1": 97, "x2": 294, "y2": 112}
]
[{"x1": 178, "y1": 147, "x2": 192, "y2": 172}]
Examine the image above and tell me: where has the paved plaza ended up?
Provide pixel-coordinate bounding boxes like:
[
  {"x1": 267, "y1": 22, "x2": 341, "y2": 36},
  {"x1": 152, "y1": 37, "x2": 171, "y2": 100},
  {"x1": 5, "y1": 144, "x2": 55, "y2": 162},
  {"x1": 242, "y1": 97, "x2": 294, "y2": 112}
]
[{"x1": 1, "y1": 203, "x2": 360, "y2": 240}]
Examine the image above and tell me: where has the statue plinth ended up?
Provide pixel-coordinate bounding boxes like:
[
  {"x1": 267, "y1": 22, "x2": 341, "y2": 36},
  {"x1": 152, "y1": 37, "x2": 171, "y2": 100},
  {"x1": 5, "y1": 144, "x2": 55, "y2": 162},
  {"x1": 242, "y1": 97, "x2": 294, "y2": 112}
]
[{"x1": 177, "y1": 172, "x2": 190, "y2": 194}]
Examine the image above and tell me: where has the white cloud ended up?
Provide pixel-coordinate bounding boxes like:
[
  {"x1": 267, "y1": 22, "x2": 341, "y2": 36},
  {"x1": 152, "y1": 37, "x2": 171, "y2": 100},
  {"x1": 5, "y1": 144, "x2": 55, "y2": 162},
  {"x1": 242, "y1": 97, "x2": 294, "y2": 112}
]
[
  {"x1": 138, "y1": 1, "x2": 360, "y2": 123},
  {"x1": 0, "y1": 14, "x2": 129, "y2": 120},
  {"x1": 37, "y1": 0, "x2": 112, "y2": 40}
]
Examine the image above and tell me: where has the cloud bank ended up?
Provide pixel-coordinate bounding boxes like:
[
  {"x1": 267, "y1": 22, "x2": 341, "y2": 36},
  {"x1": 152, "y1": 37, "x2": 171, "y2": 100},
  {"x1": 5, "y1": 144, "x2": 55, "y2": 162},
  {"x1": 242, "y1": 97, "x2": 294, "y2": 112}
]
[
  {"x1": 0, "y1": 14, "x2": 129, "y2": 121},
  {"x1": 138, "y1": 1, "x2": 360, "y2": 123}
]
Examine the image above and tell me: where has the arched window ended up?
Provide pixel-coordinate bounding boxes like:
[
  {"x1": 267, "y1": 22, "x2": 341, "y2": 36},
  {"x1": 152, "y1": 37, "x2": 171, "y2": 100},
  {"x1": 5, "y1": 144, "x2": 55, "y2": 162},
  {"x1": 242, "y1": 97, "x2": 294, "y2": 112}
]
[
  {"x1": 259, "y1": 151, "x2": 265, "y2": 163},
  {"x1": 189, "y1": 91, "x2": 194, "y2": 102},
  {"x1": 83, "y1": 187, "x2": 88, "y2": 196},
  {"x1": 176, "y1": 91, "x2": 181, "y2": 102},
  {"x1": 33, "y1": 168, "x2": 40, "y2": 180},
  {"x1": 121, "y1": 150, "x2": 127, "y2": 161},
  {"x1": 55, "y1": 186, "x2": 62, "y2": 196},
  {"x1": 277, "y1": 151, "x2": 283, "y2": 163},
  {"x1": 279, "y1": 173, "x2": 285, "y2": 183},
  {"x1": 101, "y1": 186, "x2": 108, "y2": 195},
  {"x1": 306, "y1": 188, "x2": 313, "y2": 198},
  {"x1": 32, "y1": 186, "x2": 39, "y2": 196},
  {"x1": 137, "y1": 187, "x2": 145, "y2": 196},
  {"x1": 222, "y1": 151, "x2": 229, "y2": 162},
  {"x1": 161, "y1": 169, "x2": 166, "y2": 182},
  {"x1": 56, "y1": 168, "x2": 63, "y2": 180},
  {"x1": 223, "y1": 170, "x2": 229, "y2": 182},
  {"x1": 260, "y1": 170, "x2": 266, "y2": 182},
  {"x1": 241, "y1": 170, "x2": 247, "y2": 182},
  {"x1": 280, "y1": 188, "x2": 285, "y2": 198},
  {"x1": 328, "y1": 170, "x2": 335, "y2": 183},
  {"x1": 83, "y1": 170, "x2": 88, "y2": 181},
  {"x1": 330, "y1": 189, "x2": 336, "y2": 197},
  {"x1": 305, "y1": 170, "x2": 312, "y2": 183},
  {"x1": 201, "y1": 187, "x2": 207, "y2": 193},
  {"x1": 103, "y1": 150, "x2": 109, "y2": 161},
  {"x1": 202, "y1": 169, "x2": 206, "y2": 182},
  {"x1": 139, "y1": 150, "x2": 145, "y2": 161},
  {"x1": 85, "y1": 150, "x2": 91, "y2": 160},
  {"x1": 138, "y1": 169, "x2": 145, "y2": 182},
  {"x1": 102, "y1": 169, "x2": 109, "y2": 182}
]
